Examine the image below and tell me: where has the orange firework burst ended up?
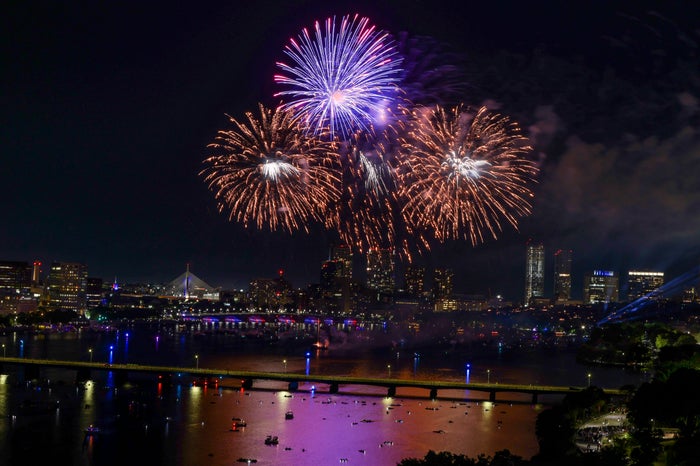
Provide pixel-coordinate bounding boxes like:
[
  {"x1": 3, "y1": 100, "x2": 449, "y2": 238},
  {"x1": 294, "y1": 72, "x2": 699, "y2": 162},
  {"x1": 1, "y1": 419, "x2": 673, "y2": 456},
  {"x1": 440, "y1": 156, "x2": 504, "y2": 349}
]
[
  {"x1": 201, "y1": 104, "x2": 341, "y2": 234},
  {"x1": 396, "y1": 105, "x2": 538, "y2": 245}
]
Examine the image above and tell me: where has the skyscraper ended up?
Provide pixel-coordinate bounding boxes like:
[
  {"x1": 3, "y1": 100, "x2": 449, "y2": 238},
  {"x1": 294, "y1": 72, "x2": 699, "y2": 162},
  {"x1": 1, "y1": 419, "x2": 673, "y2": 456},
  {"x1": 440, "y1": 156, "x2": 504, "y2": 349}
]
[
  {"x1": 331, "y1": 244, "x2": 353, "y2": 281},
  {"x1": 433, "y1": 268, "x2": 453, "y2": 300},
  {"x1": 366, "y1": 248, "x2": 395, "y2": 293},
  {"x1": 553, "y1": 249, "x2": 572, "y2": 303},
  {"x1": 524, "y1": 241, "x2": 545, "y2": 305},
  {"x1": 43, "y1": 262, "x2": 88, "y2": 312},
  {"x1": 403, "y1": 266, "x2": 425, "y2": 297},
  {"x1": 627, "y1": 270, "x2": 664, "y2": 301},
  {"x1": 583, "y1": 270, "x2": 619, "y2": 304},
  {"x1": 0, "y1": 260, "x2": 32, "y2": 313}
]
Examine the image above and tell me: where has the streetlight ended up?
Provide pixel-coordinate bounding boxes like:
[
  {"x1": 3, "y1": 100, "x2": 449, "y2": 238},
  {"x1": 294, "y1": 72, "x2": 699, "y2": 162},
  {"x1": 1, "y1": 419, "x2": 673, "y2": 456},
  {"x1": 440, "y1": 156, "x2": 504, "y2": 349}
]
[
  {"x1": 587, "y1": 373, "x2": 592, "y2": 387},
  {"x1": 283, "y1": 359, "x2": 287, "y2": 372},
  {"x1": 387, "y1": 364, "x2": 391, "y2": 377},
  {"x1": 195, "y1": 354, "x2": 199, "y2": 369},
  {"x1": 487, "y1": 369, "x2": 491, "y2": 384},
  {"x1": 2, "y1": 344, "x2": 5, "y2": 357},
  {"x1": 89, "y1": 348, "x2": 93, "y2": 363}
]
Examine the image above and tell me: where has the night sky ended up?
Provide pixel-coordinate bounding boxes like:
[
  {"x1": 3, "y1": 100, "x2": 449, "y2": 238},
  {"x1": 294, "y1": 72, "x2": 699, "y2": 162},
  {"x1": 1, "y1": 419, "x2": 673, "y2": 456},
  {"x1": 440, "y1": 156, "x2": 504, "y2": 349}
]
[{"x1": 2, "y1": 0, "x2": 699, "y2": 300}]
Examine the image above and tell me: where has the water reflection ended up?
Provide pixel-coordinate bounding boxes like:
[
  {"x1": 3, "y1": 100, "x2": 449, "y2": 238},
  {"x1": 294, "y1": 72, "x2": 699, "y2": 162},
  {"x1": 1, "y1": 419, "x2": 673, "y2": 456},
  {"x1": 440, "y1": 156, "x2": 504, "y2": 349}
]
[{"x1": 0, "y1": 325, "x2": 650, "y2": 465}]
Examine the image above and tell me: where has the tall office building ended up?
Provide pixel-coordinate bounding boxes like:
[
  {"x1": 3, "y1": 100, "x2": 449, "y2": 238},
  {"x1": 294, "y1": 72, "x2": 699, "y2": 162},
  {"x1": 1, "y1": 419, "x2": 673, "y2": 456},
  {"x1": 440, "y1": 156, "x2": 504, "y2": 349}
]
[
  {"x1": 627, "y1": 270, "x2": 664, "y2": 301},
  {"x1": 43, "y1": 262, "x2": 88, "y2": 312},
  {"x1": 86, "y1": 277, "x2": 104, "y2": 309},
  {"x1": 433, "y1": 268, "x2": 454, "y2": 299},
  {"x1": 32, "y1": 260, "x2": 42, "y2": 285},
  {"x1": 403, "y1": 266, "x2": 425, "y2": 296},
  {"x1": 366, "y1": 248, "x2": 395, "y2": 293},
  {"x1": 320, "y1": 259, "x2": 351, "y2": 313},
  {"x1": 0, "y1": 261, "x2": 32, "y2": 313},
  {"x1": 524, "y1": 241, "x2": 545, "y2": 305},
  {"x1": 553, "y1": 249, "x2": 572, "y2": 302},
  {"x1": 331, "y1": 244, "x2": 353, "y2": 281},
  {"x1": 583, "y1": 270, "x2": 619, "y2": 304}
]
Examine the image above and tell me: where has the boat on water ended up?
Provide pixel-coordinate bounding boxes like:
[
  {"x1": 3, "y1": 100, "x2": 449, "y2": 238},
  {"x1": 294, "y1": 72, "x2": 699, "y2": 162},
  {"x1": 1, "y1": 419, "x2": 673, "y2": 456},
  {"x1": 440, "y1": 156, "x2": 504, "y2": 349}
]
[
  {"x1": 285, "y1": 411, "x2": 294, "y2": 420},
  {"x1": 264, "y1": 435, "x2": 279, "y2": 445},
  {"x1": 231, "y1": 417, "x2": 247, "y2": 427},
  {"x1": 84, "y1": 425, "x2": 100, "y2": 435}
]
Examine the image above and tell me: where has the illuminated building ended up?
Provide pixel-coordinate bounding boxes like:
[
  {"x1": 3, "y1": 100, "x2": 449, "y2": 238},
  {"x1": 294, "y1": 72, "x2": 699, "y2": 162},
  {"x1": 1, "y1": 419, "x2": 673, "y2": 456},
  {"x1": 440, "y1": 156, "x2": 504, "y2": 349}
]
[
  {"x1": 433, "y1": 268, "x2": 453, "y2": 299},
  {"x1": 0, "y1": 260, "x2": 32, "y2": 314},
  {"x1": 32, "y1": 260, "x2": 42, "y2": 284},
  {"x1": 366, "y1": 248, "x2": 395, "y2": 293},
  {"x1": 403, "y1": 266, "x2": 425, "y2": 297},
  {"x1": 627, "y1": 270, "x2": 664, "y2": 301},
  {"x1": 331, "y1": 244, "x2": 353, "y2": 280},
  {"x1": 86, "y1": 277, "x2": 104, "y2": 309},
  {"x1": 432, "y1": 267, "x2": 454, "y2": 312},
  {"x1": 553, "y1": 249, "x2": 572, "y2": 303},
  {"x1": 44, "y1": 262, "x2": 88, "y2": 312},
  {"x1": 583, "y1": 270, "x2": 619, "y2": 304},
  {"x1": 320, "y1": 260, "x2": 350, "y2": 314},
  {"x1": 524, "y1": 241, "x2": 545, "y2": 305}
]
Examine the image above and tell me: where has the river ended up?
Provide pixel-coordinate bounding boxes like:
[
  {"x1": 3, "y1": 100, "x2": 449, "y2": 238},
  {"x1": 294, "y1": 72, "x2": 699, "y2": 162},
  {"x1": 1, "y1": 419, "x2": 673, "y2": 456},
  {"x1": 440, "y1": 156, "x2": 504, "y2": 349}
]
[{"x1": 0, "y1": 322, "x2": 648, "y2": 466}]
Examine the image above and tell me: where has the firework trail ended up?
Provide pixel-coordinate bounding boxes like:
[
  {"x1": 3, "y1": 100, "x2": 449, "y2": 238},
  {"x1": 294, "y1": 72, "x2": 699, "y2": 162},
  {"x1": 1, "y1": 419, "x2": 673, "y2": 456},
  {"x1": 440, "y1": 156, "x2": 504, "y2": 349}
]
[
  {"x1": 396, "y1": 105, "x2": 538, "y2": 246},
  {"x1": 201, "y1": 104, "x2": 341, "y2": 234},
  {"x1": 275, "y1": 14, "x2": 404, "y2": 140},
  {"x1": 331, "y1": 127, "x2": 398, "y2": 254}
]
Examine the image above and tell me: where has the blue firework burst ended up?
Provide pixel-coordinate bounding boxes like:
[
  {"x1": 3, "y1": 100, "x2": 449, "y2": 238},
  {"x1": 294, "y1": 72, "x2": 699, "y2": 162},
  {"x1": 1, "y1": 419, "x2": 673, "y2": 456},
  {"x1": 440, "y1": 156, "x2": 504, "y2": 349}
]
[{"x1": 275, "y1": 14, "x2": 404, "y2": 140}]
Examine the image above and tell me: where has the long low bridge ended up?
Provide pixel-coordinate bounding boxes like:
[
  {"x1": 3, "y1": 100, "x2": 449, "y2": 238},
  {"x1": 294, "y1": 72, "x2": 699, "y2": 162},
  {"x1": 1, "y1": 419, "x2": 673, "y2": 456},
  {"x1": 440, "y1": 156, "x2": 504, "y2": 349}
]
[{"x1": 0, "y1": 357, "x2": 626, "y2": 403}]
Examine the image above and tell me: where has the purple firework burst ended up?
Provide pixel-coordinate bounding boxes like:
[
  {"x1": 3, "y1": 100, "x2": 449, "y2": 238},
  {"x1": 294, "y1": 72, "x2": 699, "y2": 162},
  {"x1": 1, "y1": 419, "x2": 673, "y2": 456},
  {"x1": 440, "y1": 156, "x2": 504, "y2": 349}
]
[{"x1": 275, "y1": 14, "x2": 404, "y2": 140}]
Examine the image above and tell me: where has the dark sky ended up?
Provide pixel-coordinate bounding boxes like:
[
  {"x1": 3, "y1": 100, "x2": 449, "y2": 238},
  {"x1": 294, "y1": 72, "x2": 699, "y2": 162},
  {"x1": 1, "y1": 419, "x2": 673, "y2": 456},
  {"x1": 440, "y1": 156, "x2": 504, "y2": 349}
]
[{"x1": 2, "y1": 0, "x2": 699, "y2": 300}]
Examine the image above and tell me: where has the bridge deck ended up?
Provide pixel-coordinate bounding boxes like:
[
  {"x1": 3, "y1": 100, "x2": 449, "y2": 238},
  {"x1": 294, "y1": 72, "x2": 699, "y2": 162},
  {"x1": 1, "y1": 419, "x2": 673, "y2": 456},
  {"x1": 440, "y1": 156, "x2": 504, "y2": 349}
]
[{"x1": 0, "y1": 357, "x2": 626, "y2": 399}]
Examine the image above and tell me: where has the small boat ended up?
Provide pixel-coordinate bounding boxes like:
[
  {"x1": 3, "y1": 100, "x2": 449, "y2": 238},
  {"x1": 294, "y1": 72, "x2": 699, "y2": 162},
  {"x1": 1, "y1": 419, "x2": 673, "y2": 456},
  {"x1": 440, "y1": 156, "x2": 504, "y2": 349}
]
[
  {"x1": 231, "y1": 417, "x2": 247, "y2": 427},
  {"x1": 237, "y1": 458, "x2": 257, "y2": 463},
  {"x1": 264, "y1": 435, "x2": 279, "y2": 445},
  {"x1": 84, "y1": 425, "x2": 100, "y2": 435},
  {"x1": 285, "y1": 411, "x2": 294, "y2": 420}
]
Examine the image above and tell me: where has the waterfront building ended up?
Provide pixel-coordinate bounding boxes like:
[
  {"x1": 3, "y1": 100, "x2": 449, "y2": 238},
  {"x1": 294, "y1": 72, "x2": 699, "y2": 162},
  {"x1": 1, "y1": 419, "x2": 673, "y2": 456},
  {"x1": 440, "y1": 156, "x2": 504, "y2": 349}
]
[
  {"x1": 86, "y1": 277, "x2": 104, "y2": 309},
  {"x1": 403, "y1": 266, "x2": 425, "y2": 297},
  {"x1": 43, "y1": 261, "x2": 88, "y2": 312},
  {"x1": 553, "y1": 249, "x2": 572, "y2": 303},
  {"x1": 248, "y1": 270, "x2": 292, "y2": 311},
  {"x1": 433, "y1": 268, "x2": 453, "y2": 299},
  {"x1": 583, "y1": 270, "x2": 619, "y2": 304},
  {"x1": 0, "y1": 260, "x2": 32, "y2": 314},
  {"x1": 331, "y1": 244, "x2": 353, "y2": 281},
  {"x1": 366, "y1": 248, "x2": 395, "y2": 293},
  {"x1": 524, "y1": 241, "x2": 545, "y2": 305},
  {"x1": 433, "y1": 267, "x2": 454, "y2": 312},
  {"x1": 320, "y1": 259, "x2": 351, "y2": 314},
  {"x1": 627, "y1": 270, "x2": 664, "y2": 301},
  {"x1": 32, "y1": 260, "x2": 42, "y2": 285}
]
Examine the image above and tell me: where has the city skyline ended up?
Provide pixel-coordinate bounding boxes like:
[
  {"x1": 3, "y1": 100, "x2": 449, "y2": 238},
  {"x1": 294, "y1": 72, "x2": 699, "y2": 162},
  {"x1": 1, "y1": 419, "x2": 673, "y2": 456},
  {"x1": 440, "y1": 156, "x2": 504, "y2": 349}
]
[
  {"x1": 2, "y1": 1, "x2": 699, "y2": 300},
  {"x1": 1, "y1": 248, "x2": 686, "y2": 306}
]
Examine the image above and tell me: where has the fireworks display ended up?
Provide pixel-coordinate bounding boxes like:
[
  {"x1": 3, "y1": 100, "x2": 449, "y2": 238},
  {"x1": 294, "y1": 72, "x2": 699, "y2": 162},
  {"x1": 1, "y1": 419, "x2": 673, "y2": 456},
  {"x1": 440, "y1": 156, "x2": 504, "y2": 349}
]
[
  {"x1": 333, "y1": 128, "x2": 399, "y2": 255},
  {"x1": 201, "y1": 104, "x2": 340, "y2": 234},
  {"x1": 396, "y1": 105, "x2": 538, "y2": 246},
  {"x1": 274, "y1": 14, "x2": 403, "y2": 140},
  {"x1": 204, "y1": 15, "x2": 538, "y2": 258}
]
